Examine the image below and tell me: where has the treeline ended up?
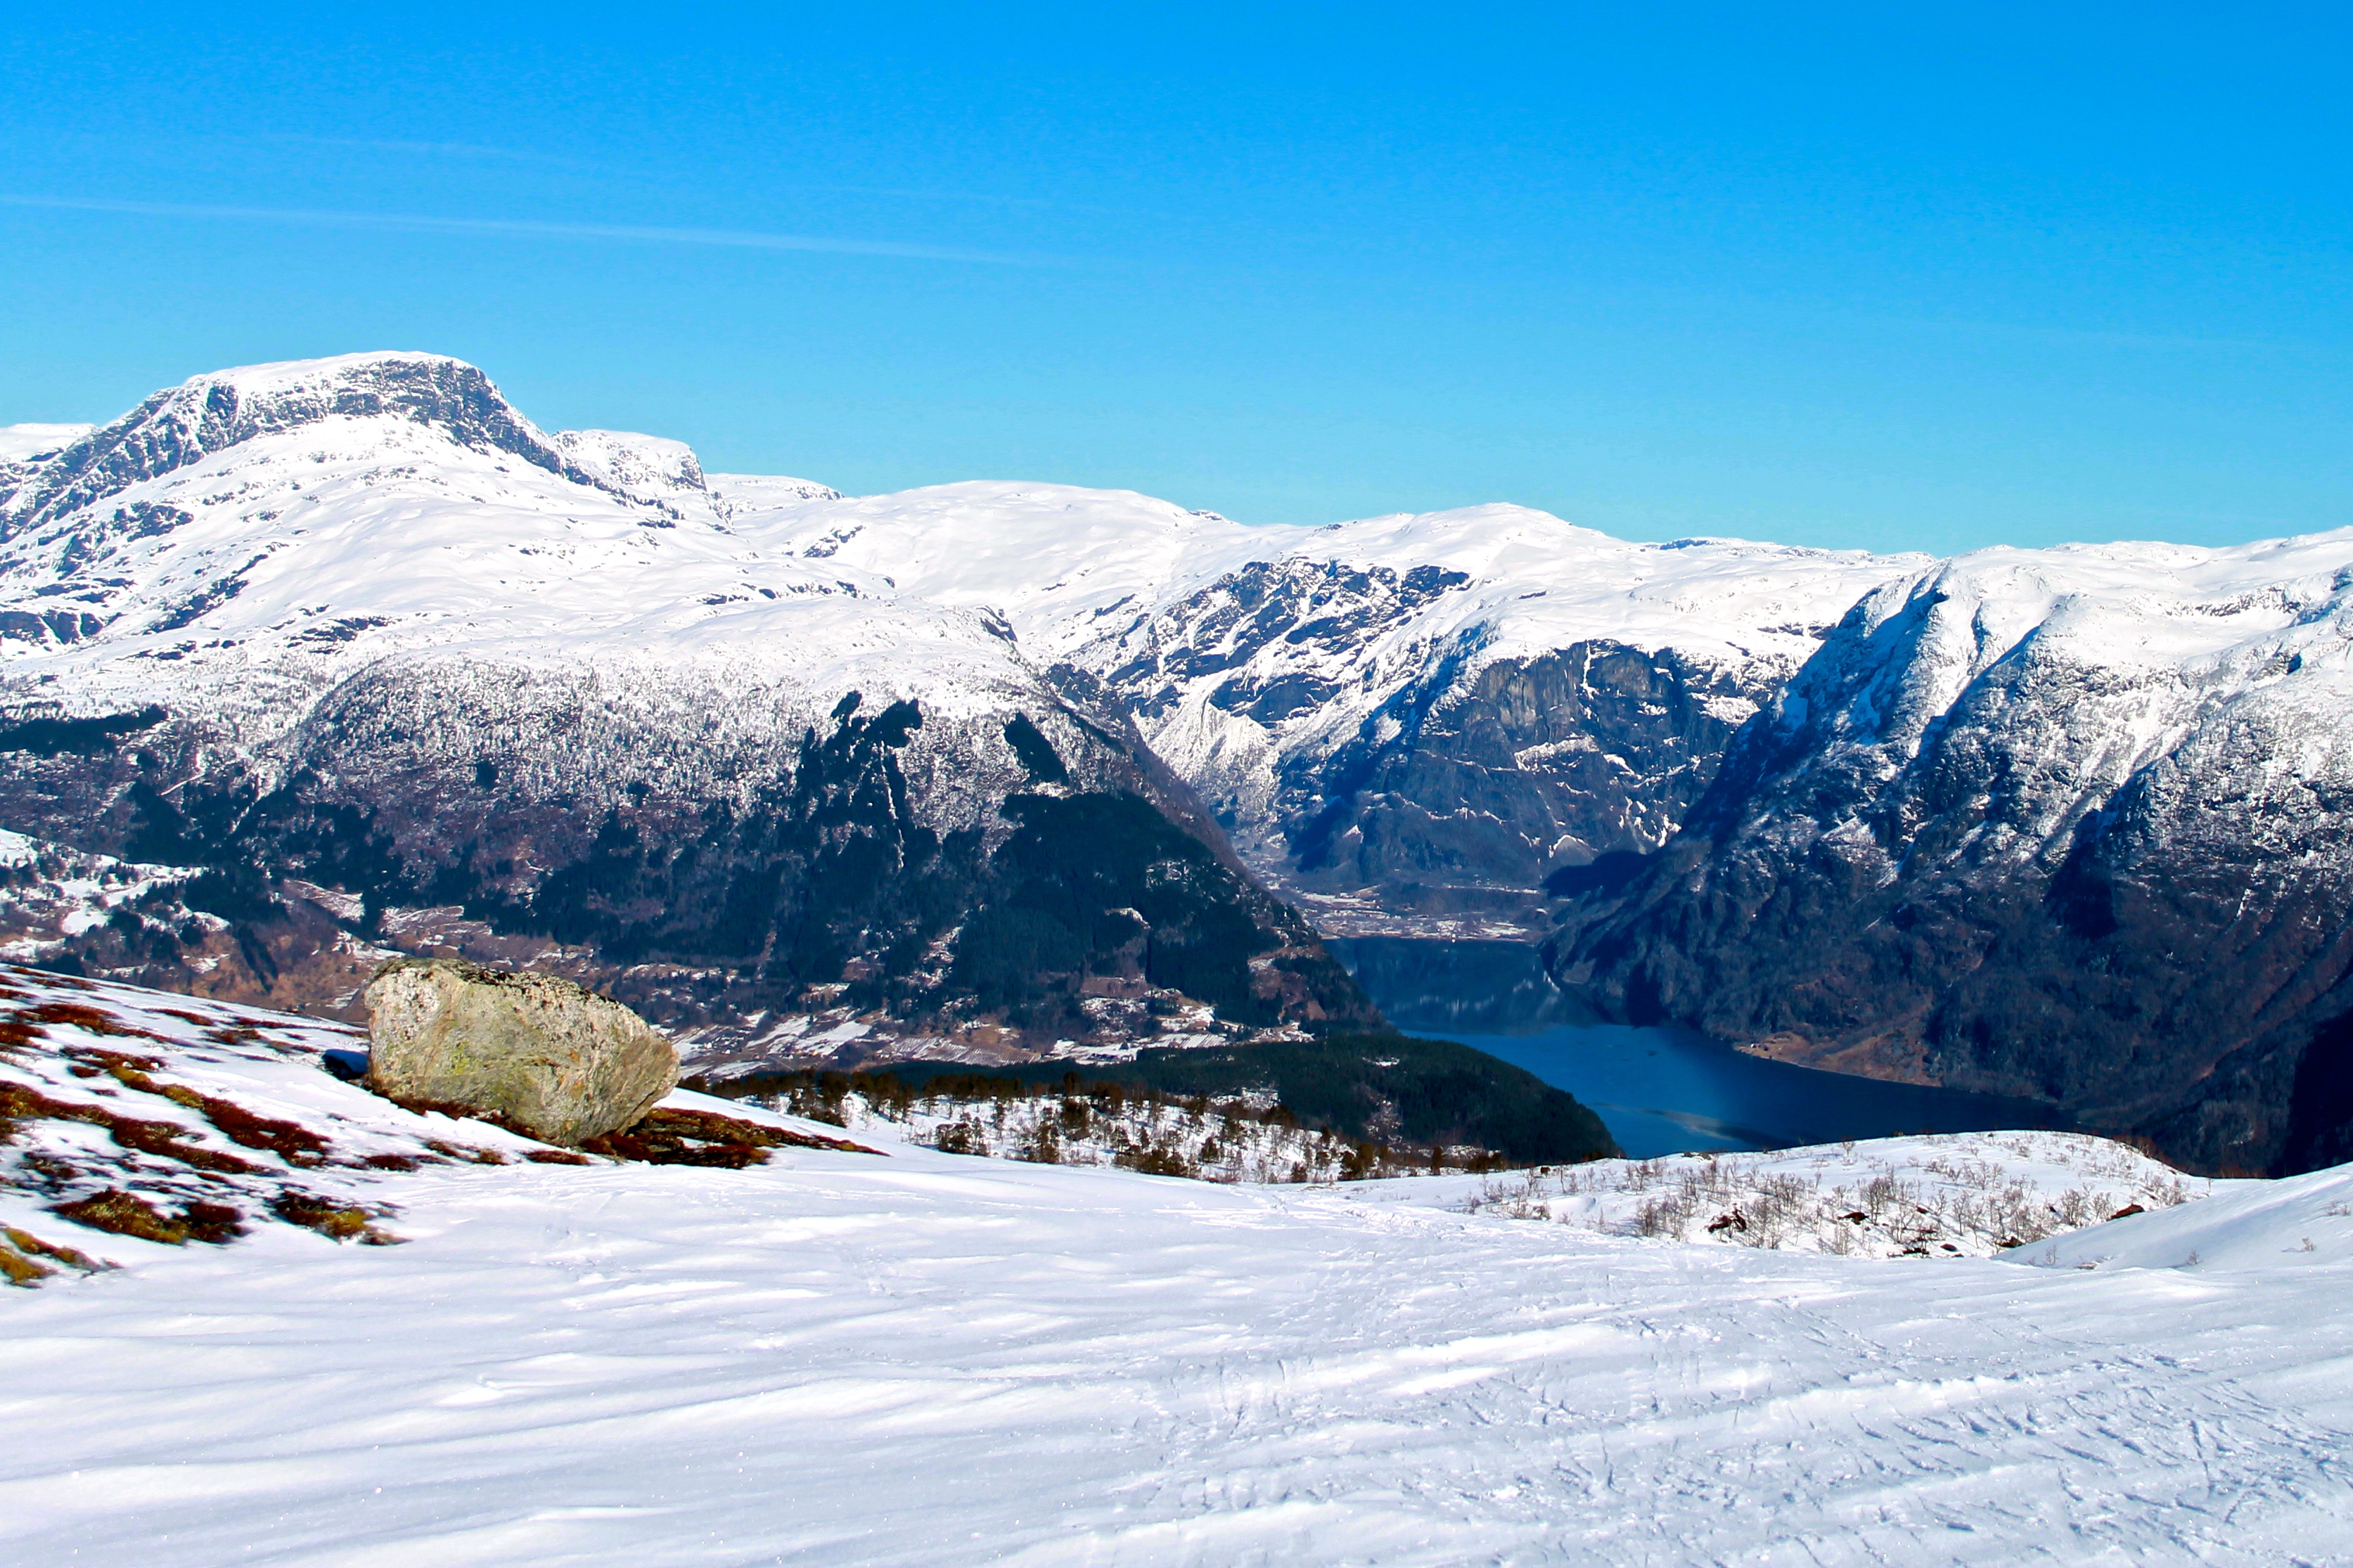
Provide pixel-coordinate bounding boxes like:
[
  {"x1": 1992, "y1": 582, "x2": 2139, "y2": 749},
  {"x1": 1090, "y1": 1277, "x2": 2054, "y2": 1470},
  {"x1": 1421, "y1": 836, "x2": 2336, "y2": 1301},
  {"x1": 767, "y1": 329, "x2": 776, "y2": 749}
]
[{"x1": 697, "y1": 1031, "x2": 1622, "y2": 1180}]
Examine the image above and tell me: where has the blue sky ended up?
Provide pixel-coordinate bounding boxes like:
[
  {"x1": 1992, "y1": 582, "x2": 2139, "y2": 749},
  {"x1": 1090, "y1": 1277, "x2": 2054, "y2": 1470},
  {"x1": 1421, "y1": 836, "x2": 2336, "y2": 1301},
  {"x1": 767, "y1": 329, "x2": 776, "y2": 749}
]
[{"x1": 2, "y1": 4, "x2": 2346, "y2": 554}]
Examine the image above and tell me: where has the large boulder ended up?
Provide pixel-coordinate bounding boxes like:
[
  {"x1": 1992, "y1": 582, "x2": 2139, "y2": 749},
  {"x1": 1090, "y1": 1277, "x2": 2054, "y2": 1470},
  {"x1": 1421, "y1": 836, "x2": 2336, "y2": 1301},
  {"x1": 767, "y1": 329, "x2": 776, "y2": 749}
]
[{"x1": 364, "y1": 958, "x2": 678, "y2": 1145}]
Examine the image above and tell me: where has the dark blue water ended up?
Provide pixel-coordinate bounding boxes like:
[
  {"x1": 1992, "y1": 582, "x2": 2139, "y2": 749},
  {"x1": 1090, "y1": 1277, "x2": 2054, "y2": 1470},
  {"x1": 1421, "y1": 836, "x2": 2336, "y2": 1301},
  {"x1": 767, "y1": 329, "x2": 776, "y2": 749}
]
[{"x1": 1331, "y1": 936, "x2": 2070, "y2": 1159}]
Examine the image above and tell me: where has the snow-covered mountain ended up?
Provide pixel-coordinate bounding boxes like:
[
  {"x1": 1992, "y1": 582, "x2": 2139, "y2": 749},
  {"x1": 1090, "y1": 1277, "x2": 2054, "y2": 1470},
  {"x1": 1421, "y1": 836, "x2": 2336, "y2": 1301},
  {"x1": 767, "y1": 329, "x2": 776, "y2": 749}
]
[
  {"x1": 0, "y1": 350, "x2": 1914, "y2": 1028},
  {"x1": 1555, "y1": 533, "x2": 2353, "y2": 1175},
  {"x1": 1072, "y1": 507, "x2": 1918, "y2": 934},
  {"x1": 0, "y1": 353, "x2": 1372, "y2": 1048},
  {"x1": 730, "y1": 482, "x2": 1917, "y2": 934}
]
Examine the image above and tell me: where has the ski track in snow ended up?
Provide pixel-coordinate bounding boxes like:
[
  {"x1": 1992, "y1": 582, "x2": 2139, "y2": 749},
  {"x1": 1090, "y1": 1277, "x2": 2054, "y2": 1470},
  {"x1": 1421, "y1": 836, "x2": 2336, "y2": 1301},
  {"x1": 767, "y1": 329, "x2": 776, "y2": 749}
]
[{"x1": 6, "y1": 1107, "x2": 2352, "y2": 1561}]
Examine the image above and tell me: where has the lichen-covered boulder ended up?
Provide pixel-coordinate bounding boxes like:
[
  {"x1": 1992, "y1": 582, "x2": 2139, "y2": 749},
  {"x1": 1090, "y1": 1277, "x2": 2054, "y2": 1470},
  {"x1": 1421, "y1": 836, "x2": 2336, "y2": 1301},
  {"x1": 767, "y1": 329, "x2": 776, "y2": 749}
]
[{"x1": 364, "y1": 958, "x2": 677, "y2": 1145}]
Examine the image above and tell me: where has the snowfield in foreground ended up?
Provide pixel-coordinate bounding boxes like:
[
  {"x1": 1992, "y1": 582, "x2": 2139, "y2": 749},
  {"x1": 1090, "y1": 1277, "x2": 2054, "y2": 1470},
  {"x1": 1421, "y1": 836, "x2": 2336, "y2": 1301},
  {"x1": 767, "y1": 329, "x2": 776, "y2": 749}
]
[{"x1": 1, "y1": 973, "x2": 2351, "y2": 1564}]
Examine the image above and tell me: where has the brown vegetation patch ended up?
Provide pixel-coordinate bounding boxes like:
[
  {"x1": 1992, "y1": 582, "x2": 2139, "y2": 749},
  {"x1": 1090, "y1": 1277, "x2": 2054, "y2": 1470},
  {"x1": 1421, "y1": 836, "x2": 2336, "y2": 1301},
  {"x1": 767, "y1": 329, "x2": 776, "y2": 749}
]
[
  {"x1": 0, "y1": 1075, "x2": 262, "y2": 1175},
  {"x1": 359, "y1": 1152, "x2": 425, "y2": 1171},
  {"x1": 193, "y1": 1094, "x2": 332, "y2": 1165},
  {"x1": 12, "y1": 1002, "x2": 169, "y2": 1043},
  {"x1": 12, "y1": 966, "x2": 93, "y2": 990},
  {"x1": 4, "y1": 1226, "x2": 105, "y2": 1273},
  {"x1": 582, "y1": 1118, "x2": 770, "y2": 1168},
  {"x1": 0, "y1": 1244, "x2": 51, "y2": 1286},
  {"x1": 390, "y1": 1093, "x2": 867, "y2": 1165},
  {"x1": 581, "y1": 1106, "x2": 880, "y2": 1167},
  {"x1": 424, "y1": 1139, "x2": 508, "y2": 1165},
  {"x1": 586, "y1": 1107, "x2": 807, "y2": 1164},
  {"x1": 525, "y1": 1149, "x2": 593, "y2": 1165},
  {"x1": 269, "y1": 1190, "x2": 402, "y2": 1245},
  {"x1": 69, "y1": 1050, "x2": 332, "y2": 1167},
  {"x1": 175, "y1": 1200, "x2": 246, "y2": 1243},
  {"x1": 679, "y1": 1105, "x2": 880, "y2": 1155},
  {"x1": 53, "y1": 1188, "x2": 245, "y2": 1245}
]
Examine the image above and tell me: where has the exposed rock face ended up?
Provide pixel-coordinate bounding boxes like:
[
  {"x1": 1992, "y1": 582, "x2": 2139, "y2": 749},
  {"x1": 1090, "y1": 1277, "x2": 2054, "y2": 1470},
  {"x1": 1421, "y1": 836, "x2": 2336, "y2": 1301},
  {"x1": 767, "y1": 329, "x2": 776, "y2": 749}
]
[
  {"x1": 365, "y1": 958, "x2": 677, "y2": 1145},
  {"x1": 1552, "y1": 538, "x2": 2353, "y2": 1176},
  {"x1": 1267, "y1": 641, "x2": 1763, "y2": 925},
  {"x1": 1075, "y1": 533, "x2": 1906, "y2": 937}
]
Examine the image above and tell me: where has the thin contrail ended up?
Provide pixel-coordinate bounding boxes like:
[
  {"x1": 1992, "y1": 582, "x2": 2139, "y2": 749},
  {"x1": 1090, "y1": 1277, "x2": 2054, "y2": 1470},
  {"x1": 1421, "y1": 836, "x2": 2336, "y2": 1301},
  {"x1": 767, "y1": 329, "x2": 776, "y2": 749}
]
[{"x1": 0, "y1": 193, "x2": 1059, "y2": 266}]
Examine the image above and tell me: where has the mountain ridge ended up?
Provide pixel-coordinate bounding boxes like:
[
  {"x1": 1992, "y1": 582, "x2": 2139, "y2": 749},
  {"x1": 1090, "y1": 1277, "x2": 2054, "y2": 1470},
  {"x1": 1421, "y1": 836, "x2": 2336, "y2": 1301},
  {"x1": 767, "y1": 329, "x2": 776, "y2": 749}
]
[
  {"x1": 11, "y1": 350, "x2": 2353, "y2": 1169},
  {"x1": 0, "y1": 352, "x2": 1380, "y2": 1062}
]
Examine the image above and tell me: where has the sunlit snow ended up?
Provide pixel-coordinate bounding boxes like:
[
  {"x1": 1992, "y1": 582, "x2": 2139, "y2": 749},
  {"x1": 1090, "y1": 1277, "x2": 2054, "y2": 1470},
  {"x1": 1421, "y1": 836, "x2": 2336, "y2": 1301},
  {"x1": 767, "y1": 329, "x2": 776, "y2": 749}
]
[{"x1": 1, "y1": 967, "x2": 2349, "y2": 1564}]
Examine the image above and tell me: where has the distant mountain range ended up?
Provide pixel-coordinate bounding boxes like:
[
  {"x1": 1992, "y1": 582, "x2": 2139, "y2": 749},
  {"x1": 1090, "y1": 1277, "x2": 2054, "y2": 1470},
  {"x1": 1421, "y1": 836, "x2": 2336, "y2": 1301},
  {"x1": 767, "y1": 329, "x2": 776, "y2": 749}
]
[{"x1": 5, "y1": 351, "x2": 2349, "y2": 1172}]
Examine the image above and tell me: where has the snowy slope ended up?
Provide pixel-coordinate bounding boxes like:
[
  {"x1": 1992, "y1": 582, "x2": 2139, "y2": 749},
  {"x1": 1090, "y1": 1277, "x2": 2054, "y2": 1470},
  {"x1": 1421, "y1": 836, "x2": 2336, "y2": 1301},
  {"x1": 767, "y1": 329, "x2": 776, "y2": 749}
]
[
  {"x1": 723, "y1": 479, "x2": 1266, "y2": 658},
  {"x1": 2013, "y1": 1157, "x2": 2353, "y2": 1272},
  {"x1": 3, "y1": 967, "x2": 2350, "y2": 1565}
]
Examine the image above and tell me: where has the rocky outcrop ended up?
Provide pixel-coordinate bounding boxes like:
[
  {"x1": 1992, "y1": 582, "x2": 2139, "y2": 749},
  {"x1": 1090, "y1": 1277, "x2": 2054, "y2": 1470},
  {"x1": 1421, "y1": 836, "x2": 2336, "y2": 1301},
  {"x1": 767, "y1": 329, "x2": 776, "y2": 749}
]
[
  {"x1": 364, "y1": 958, "x2": 678, "y2": 1145},
  {"x1": 1267, "y1": 642, "x2": 1767, "y2": 927}
]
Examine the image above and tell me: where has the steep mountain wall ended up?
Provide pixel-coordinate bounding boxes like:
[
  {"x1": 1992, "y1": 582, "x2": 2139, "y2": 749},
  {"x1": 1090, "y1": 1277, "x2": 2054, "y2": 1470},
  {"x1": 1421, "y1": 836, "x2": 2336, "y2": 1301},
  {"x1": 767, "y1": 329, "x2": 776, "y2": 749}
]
[{"x1": 1552, "y1": 536, "x2": 2353, "y2": 1174}]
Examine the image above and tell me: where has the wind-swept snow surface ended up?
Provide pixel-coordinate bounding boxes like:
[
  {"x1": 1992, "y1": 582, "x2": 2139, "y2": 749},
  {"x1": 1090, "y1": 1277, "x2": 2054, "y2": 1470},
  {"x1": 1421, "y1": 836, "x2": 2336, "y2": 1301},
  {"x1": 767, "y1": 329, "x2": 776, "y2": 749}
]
[{"x1": 3, "y1": 976, "x2": 2350, "y2": 1565}]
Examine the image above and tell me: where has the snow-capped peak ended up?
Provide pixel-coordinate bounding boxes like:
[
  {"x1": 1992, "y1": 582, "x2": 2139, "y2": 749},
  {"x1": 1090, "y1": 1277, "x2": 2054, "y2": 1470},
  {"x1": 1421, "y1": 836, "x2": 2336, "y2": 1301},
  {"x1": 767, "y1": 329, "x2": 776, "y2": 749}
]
[{"x1": 0, "y1": 351, "x2": 622, "y2": 538}]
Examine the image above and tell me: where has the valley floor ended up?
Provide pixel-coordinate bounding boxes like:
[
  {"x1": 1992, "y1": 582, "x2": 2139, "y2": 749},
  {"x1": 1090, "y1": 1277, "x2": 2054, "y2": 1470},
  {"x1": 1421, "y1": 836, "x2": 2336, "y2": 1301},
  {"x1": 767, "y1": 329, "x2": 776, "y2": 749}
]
[{"x1": 6, "y1": 1110, "x2": 2353, "y2": 1564}]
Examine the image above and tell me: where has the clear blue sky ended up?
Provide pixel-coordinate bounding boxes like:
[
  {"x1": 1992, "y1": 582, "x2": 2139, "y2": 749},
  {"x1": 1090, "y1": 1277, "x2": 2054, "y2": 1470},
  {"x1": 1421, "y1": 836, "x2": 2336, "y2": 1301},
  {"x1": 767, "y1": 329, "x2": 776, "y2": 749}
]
[{"x1": 3, "y1": 4, "x2": 2346, "y2": 554}]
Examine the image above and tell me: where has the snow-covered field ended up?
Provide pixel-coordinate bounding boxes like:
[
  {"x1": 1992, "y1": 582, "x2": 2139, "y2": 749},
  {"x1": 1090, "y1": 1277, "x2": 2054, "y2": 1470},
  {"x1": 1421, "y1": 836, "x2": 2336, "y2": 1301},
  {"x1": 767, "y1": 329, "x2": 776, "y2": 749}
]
[{"x1": 3, "y1": 967, "x2": 2352, "y2": 1564}]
